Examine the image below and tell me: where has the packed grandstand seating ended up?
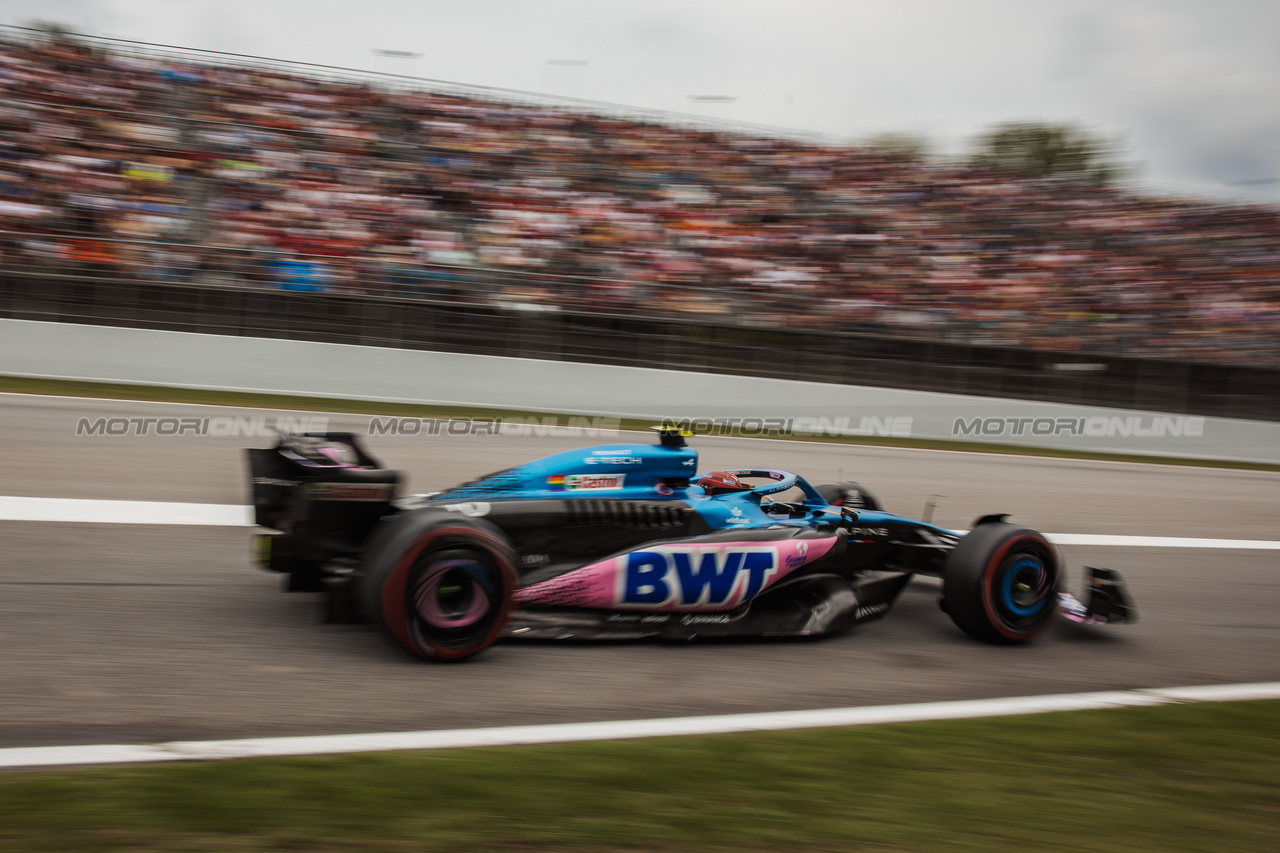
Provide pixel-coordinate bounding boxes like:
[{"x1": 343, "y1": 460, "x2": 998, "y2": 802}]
[{"x1": 1, "y1": 29, "x2": 1278, "y2": 366}]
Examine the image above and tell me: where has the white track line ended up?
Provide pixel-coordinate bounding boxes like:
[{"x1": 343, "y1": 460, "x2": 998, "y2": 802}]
[
  {"x1": 3, "y1": 681, "x2": 1278, "y2": 770},
  {"x1": 0, "y1": 496, "x2": 252, "y2": 526},
  {"x1": 1042, "y1": 533, "x2": 1280, "y2": 549},
  {"x1": 3, "y1": 496, "x2": 1279, "y2": 549}
]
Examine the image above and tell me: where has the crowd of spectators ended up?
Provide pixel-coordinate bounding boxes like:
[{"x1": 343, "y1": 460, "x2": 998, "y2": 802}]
[{"x1": 1, "y1": 30, "x2": 1278, "y2": 366}]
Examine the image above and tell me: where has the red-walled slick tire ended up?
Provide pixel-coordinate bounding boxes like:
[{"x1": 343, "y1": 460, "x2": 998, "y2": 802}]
[
  {"x1": 942, "y1": 522, "x2": 1060, "y2": 645},
  {"x1": 358, "y1": 511, "x2": 518, "y2": 662}
]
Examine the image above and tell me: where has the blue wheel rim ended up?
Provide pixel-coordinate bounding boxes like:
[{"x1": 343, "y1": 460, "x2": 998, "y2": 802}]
[{"x1": 1001, "y1": 556, "x2": 1049, "y2": 616}]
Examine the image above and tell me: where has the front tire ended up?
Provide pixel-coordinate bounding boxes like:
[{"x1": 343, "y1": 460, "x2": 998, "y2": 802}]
[
  {"x1": 358, "y1": 511, "x2": 517, "y2": 661},
  {"x1": 942, "y1": 522, "x2": 1059, "y2": 645}
]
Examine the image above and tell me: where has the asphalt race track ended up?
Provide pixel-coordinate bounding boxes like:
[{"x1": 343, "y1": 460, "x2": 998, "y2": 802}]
[{"x1": 1, "y1": 393, "x2": 1278, "y2": 750}]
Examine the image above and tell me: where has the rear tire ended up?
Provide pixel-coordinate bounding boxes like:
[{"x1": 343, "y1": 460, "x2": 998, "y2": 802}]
[
  {"x1": 816, "y1": 480, "x2": 883, "y2": 512},
  {"x1": 942, "y1": 522, "x2": 1059, "y2": 645},
  {"x1": 358, "y1": 511, "x2": 517, "y2": 661}
]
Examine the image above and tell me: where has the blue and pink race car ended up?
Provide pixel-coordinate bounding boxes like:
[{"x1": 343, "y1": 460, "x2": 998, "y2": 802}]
[{"x1": 246, "y1": 427, "x2": 1133, "y2": 661}]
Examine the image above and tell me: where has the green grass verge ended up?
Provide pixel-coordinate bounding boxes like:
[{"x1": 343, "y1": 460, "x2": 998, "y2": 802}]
[
  {"x1": 2, "y1": 700, "x2": 1278, "y2": 852},
  {"x1": 4, "y1": 374, "x2": 1279, "y2": 473}
]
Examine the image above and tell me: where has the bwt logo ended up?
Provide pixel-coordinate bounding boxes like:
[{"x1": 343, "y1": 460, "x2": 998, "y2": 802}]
[{"x1": 618, "y1": 546, "x2": 779, "y2": 608}]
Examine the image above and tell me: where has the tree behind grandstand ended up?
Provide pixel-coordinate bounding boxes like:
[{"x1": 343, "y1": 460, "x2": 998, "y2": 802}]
[
  {"x1": 861, "y1": 132, "x2": 931, "y2": 163},
  {"x1": 26, "y1": 20, "x2": 76, "y2": 40},
  {"x1": 970, "y1": 122, "x2": 1122, "y2": 184}
]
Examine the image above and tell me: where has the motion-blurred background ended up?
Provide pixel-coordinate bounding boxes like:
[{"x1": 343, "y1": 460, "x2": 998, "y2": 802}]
[{"x1": 1, "y1": 1, "x2": 1278, "y2": 418}]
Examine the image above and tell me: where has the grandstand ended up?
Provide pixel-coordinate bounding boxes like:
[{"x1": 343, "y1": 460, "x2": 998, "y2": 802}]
[{"x1": 2, "y1": 25, "x2": 1278, "y2": 419}]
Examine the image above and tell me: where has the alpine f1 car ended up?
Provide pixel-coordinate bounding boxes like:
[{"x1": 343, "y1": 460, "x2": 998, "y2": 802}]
[{"x1": 246, "y1": 427, "x2": 1134, "y2": 661}]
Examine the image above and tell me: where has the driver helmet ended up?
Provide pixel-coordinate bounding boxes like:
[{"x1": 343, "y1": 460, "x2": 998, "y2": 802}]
[
  {"x1": 283, "y1": 436, "x2": 360, "y2": 467},
  {"x1": 698, "y1": 471, "x2": 748, "y2": 495},
  {"x1": 312, "y1": 443, "x2": 357, "y2": 466}
]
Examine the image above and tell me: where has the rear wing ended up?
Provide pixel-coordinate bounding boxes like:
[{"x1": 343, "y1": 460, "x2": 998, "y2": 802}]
[{"x1": 246, "y1": 432, "x2": 401, "y2": 558}]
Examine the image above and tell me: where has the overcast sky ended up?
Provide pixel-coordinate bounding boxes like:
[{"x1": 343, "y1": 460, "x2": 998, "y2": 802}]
[{"x1": 4, "y1": 0, "x2": 1278, "y2": 203}]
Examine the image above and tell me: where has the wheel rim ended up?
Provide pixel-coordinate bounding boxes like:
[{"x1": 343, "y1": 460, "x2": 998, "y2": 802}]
[
  {"x1": 994, "y1": 550, "x2": 1054, "y2": 629},
  {"x1": 403, "y1": 544, "x2": 509, "y2": 655},
  {"x1": 414, "y1": 559, "x2": 493, "y2": 629}
]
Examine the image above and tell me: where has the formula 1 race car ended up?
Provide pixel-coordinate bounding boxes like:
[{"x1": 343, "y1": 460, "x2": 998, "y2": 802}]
[{"x1": 246, "y1": 427, "x2": 1134, "y2": 661}]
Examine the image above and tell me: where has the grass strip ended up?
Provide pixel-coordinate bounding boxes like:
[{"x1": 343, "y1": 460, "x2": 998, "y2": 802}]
[
  {"x1": 2, "y1": 699, "x2": 1278, "y2": 852},
  {"x1": 3, "y1": 373, "x2": 1279, "y2": 473}
]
